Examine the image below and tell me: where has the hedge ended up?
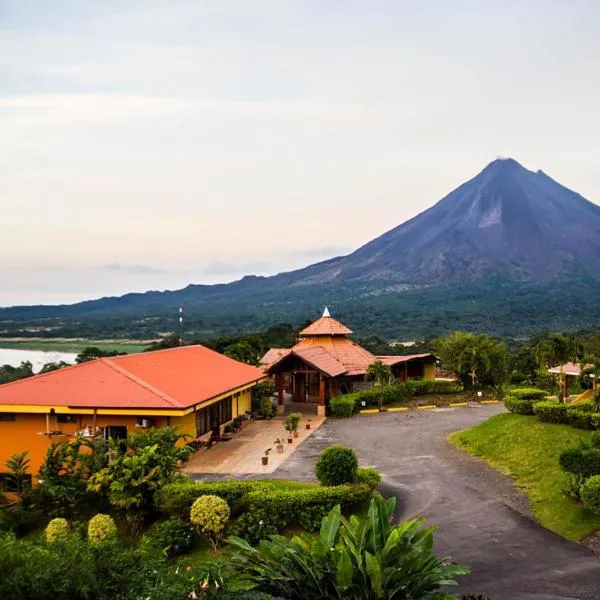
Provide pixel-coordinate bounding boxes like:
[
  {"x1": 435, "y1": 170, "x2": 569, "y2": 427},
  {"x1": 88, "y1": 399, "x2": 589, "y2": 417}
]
[
  {"x1": 559, "y1": 446, "x2": 600, "y2": 478},
  {"x1": 330, "y1": 380, "x2": 463, "y2": 416},
  {"x1": 504, "y1": 396, "x2": 536, "y2": 415},
  {"x1": 510, "y1": 388, "x2": 548, "y2": 401},
  {"x1": 533, "y1": 401, "x2": 600, "y2": 430},
  {"x1": 156, "y1": 481, "x2": 275, "y2": 519},
  {"x1": 581, "y1": 475, "x2": 600, "y2": 513},
  {"x1": 330, "y1": 395, "x2": 356, "y2": 418},
  {"x1": 232, "y1": 483, "x2": 372, "y2": 541}
]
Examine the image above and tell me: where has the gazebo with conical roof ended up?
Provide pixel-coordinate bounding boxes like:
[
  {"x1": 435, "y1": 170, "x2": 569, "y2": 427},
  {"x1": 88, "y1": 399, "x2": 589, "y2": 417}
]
[{"x1": 261, "y1": 308, "x2": 436, "y2": 415}]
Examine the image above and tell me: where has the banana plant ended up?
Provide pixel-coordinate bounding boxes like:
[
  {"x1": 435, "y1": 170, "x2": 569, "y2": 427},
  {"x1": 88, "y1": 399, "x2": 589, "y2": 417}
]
[{"x1": 226, "y1": 495, "x2": 468, "y2": 599}]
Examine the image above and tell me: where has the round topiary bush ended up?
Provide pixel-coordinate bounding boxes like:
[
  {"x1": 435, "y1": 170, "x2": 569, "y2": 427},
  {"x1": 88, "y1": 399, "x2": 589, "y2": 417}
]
[
  {"x1": 88, "y1": 513, "x2": 117, "y2": 543},
  {"x1": 581, "y1": 475, "x2": 600, "y2": 513},
  {"x1": 45, "y1": 517, "x2": 69, "y2": 542},
  {"x1": 190, "y1": 494, "x2": 230, "y2": 549},
  {"x1": 315, "y1": 445, "x2": 358, "y2": 486},
  {"x1": 355, "y1": 466, "x2": 382, "y2": 489}
]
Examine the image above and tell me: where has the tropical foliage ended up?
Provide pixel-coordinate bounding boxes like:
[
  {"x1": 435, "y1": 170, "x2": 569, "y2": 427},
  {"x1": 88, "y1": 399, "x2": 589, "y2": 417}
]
[{"x1": 226, "y1": 495, "x2": 468, "y2": 599}]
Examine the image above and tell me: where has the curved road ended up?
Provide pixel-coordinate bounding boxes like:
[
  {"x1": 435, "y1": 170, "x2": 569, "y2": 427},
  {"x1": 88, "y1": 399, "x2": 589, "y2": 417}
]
[{"x1": 273, "y1": 404, "x2": 600, "y2": 599}]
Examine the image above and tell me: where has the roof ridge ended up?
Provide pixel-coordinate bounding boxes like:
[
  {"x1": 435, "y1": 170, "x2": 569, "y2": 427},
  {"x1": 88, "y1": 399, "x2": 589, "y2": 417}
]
[{"x1": 101, "y1": 358, "x2": 185, "y2": 408}]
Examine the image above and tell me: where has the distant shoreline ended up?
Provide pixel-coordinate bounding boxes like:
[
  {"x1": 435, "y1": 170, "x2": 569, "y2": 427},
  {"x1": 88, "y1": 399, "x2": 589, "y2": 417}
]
[{"x1": 0, "y1": 338, "x2": 152, "y2": 354}]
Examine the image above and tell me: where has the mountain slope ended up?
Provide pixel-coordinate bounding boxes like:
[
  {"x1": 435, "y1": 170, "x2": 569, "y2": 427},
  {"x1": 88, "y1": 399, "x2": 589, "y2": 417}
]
[
  {"x1": 2, "y1": 158, "x2": 600, "y2": 339},
  {"x1": 285, "y1": 158, "x2": 600, "y2": 286}
]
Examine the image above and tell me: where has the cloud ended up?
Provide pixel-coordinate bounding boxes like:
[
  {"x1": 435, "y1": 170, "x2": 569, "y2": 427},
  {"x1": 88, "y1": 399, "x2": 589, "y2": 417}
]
[{"x1": 103, "y1": 263, "x2": 166, "y2": 275}]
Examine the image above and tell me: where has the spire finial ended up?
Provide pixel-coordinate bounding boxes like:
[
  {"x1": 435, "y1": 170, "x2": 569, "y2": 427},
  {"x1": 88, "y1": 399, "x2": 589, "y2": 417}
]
[{"x1": 322, "y1": 306, "x2": 331, "y2": 318}]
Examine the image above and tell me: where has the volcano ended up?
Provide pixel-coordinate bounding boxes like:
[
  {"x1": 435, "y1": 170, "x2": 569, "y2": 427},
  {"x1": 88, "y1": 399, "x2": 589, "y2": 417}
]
[{"x1": 3, "y1": 158, "x2": 600, "y2": 338}]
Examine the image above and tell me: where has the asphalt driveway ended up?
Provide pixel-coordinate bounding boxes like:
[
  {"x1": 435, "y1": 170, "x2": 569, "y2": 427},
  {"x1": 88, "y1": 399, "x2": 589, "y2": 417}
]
[{"x1": 272, "y1": 404, "x2": 600, "y2": 600}]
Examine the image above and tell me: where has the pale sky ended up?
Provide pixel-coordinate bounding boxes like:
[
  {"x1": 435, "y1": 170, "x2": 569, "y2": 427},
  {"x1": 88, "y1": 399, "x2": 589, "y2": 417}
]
[{"x1": 2, "y1": 1, "x2": 600, "y2": 306}]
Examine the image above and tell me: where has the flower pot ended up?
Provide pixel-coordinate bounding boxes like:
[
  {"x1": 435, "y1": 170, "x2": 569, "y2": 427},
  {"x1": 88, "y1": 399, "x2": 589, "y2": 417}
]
[
  {"x1": 261, "y1": 456, "x2": 269, "y2": 465},
  {"x1": 306, "y1": 424, "x2": 311, "y2": 430},
  {"x1": 276, "y1": 445, "x2": 284, "y2": 453},
  {"x1": 293, "y1": 430, "x2": 299, "y2": 438},
  {"x1": 287, "y1": 437, "x2": 293, "y2": 444}
]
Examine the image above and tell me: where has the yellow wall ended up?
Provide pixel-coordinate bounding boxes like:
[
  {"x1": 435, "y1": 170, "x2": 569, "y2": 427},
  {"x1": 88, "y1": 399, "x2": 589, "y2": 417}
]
[
  {"x1": 424, "y1": 362, "x2": 436, "y2": 381},
  {"x1": 0, "y1": 383, "x2": 261, "y2": 480},
  {"x1": 0, "y1": 413, "x2": 168, "y2": 478}
]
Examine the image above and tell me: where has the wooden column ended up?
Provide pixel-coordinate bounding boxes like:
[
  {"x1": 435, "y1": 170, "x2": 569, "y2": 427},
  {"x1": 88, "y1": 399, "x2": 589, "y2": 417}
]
[
  {"x1": 318, "y1": 376, "x2": 326, "y2": 416},
  {"x1": 276, "y1": 374, "x2": 284, "y2": 405}
]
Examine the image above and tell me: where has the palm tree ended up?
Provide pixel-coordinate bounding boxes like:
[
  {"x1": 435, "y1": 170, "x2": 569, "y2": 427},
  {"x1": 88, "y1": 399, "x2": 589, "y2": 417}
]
[
  {"x1": 365, "y1": 360, "x2": 393, "y2": 411},
  {"x1": 227, "y1": 495, "x2": 468, "y2": 599},
  {"x1": 5, "y1": 451, "x2": 31, "y2": 498}
]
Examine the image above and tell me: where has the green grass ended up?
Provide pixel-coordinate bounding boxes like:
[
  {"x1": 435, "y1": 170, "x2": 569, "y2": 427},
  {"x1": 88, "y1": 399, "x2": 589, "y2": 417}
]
[
  {"x1": 450, "y1": 413, "x2": 600, "y2": 541},
  {"x1": 0, "y1": 339, "x2": 149, "y2": 354}
]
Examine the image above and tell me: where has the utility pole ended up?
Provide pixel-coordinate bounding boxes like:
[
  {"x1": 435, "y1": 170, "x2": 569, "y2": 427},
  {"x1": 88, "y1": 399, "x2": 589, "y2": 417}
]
[{"x1": 179, "y1": 306, "x2": 184, "y2": 346}]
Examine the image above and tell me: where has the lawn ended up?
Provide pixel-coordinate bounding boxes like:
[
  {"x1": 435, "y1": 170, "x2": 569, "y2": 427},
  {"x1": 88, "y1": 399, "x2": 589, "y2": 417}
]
[
  {"x1": 450, "y1": 413, "x2": 600, "y2": 541},
  {"x1": 0, "y1": 339, "x2": 150, "y2": 354}
]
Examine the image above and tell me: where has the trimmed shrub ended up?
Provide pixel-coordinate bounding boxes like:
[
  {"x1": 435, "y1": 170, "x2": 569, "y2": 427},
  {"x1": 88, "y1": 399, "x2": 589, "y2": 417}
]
[
  {"x1": 329, "y1": 380, "x2": 463, "y2": 413},
  {"x1": 156, "y1": 480, "x2": 275, "y2": 519},
  {"x1": 581, "y1": 475, "x2": 600, "y2": 514},
  {"x1": 330, "y1": 395, "x2": 356, "y2": 417},
  {"x1": 504, "y1": 395, "x2": 535, "y2": 415},
  {"x1": 567, "y1": 409, "x2": 595, "y2": 430},
  {"x1": 355, "y1": 467, "x2": 382, "y2": 489},
  {"x1": 315, "y1": 445, "x2": 358, "y2": 486},
  {"x1": 234, "y1": 483, "x2": 372, "y2": 541},
  {"x1": 87, "y1": 514, "x2": 117, "y2": 543},
  {"x1": 559, "y1": 446, "x2": 600, "y2": 478},
  {"x1": 533, "y1": 401, "x2": 568, "y2": 423},
  {"x1": 190, "y1": 495, "x2": 230, "y2": 549},
  {"x1": 145, "y1": 517, "x2": 194, "y2": 557},
  {"x1": 591, "y1": 431, "x2": 600, "y2": 449},
  {"x1": 45, "y1": 518, "x2": 69, "y2": 543},
  {"x1": 510, "y1": 388, "x2": 548, "y2": 401}
]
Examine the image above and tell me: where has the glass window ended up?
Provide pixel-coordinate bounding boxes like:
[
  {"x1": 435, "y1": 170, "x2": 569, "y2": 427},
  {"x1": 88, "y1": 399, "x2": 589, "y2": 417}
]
[{"x1": 0, "y1": 413, "x2": 16, "y2": 422}]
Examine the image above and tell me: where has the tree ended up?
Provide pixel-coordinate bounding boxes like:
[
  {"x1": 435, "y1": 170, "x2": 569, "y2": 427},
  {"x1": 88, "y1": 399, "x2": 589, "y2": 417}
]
[
  {"x1": 0, "y1": 362, "x2": 33, "y2": 384},
  {"x1": 75, "y1": 347, "x2": 126, "y2": 364},
  {"x1": 39, "y1": 361, "x2": 71, "y2": 373},
  {"x1": 4, "y1": 452, "x2": 31, "y2": 499},
  {"x1": 436, "y1": 332, "x2": 508, "y2": 388},
  {"x1": 223, "y1": 341, "x2": 261, "y2": 365},
  {"x1": 87, "y1": 427, "x2": 192, "y2": 535},
  {"x1": 227, "y1": 495, "x2": 468, "y2": 599},
  {"x1": 365, "y1": 360, "x2": 393, "y2": 411}
]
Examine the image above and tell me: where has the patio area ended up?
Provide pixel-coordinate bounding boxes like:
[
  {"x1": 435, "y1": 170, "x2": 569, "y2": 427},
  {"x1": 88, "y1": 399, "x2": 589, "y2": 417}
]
[{"x1": 183, "y1": 414, "x2": 326, "y2": 475}]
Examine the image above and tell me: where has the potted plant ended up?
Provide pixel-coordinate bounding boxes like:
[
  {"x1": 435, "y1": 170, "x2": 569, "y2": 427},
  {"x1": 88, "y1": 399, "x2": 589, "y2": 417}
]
[
  {"x1": 260, "y1": 397, "x2": 274, "y2": 419},
  {"x1": 285, "y1": 415, "x2": 295, "y2": 442},
  {"x1": 306, "y1": 418, "x2": 312, "y2": 430},
  {"x1": 288, "y1": 412, "x2": 302, "y2": 438},
  {"x1": 274, "y1": 438, "x2": 285, "y2": 453},
  {"x1": 262, "y1": 448, "x2": 272, "y2": 465}
]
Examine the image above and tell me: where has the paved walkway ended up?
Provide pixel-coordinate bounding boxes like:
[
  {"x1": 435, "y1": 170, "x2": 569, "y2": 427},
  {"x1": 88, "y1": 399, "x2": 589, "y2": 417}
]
[
  {"x1": 271, "y1": 405, "x2": 600, "y2": 600},
  {"x1": 183, "y1": 415, "x2": 325, "y2": 475}
]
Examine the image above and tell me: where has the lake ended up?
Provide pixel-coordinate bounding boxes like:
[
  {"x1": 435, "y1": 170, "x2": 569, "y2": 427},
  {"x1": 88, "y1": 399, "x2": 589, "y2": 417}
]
[{"x1": 0, "y1": 348, "x2": 78, "y2": 373}]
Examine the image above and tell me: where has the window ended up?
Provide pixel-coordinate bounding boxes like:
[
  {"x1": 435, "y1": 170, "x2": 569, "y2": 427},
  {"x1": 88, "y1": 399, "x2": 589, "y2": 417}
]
[
  {"x1": 0, "y1": 413, "x2": 16, "y2": 422},
  {"x1": 57, "y1": 414, "x2": 77, "y2": 424},
  {"x1": 195, "y1": 396, "x2": 233, "y2": 437}
]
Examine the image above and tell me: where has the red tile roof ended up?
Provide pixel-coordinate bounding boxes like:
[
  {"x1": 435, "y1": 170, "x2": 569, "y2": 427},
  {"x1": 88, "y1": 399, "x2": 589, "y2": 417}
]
[
  {"x1": 548, "y1": 362, "x2": 594, "y2": 377},
  {"x1": 0, "y1": 345, "x2": 265, "y2": 410},
  {"x1": 299, "y1": 316, "x2": 353, "y2": 336}
]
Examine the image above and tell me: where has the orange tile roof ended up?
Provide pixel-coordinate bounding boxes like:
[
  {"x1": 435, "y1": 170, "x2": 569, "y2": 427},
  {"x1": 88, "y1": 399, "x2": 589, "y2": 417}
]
[
  {"x1": 294, "y1": 335, "x2": 376, "y2": 376},
  {"x1": 259, "y1": 348, "x2": 291, "y2": 368},
  {"x1": 292, "y1": 346, "x2": 347, "y2": 377},
  {"x1": 377, "y1": 353, "x2": 436, "y2": 366},
  {"x1": 299, "y1": 315, "x2": 353, "y2": 336},
  {"x1": 0, "y1": 345, "x2": 265, "y2": 410}
]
